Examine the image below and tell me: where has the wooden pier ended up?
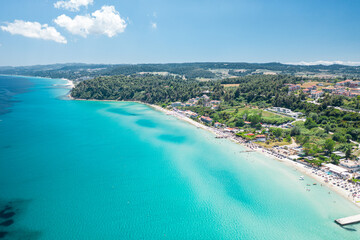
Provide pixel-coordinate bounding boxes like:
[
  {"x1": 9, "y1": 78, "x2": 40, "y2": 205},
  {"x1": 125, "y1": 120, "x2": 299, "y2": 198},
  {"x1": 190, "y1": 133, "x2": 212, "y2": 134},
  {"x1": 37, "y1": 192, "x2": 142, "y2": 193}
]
[{"x1": 335, "y1": 214, "x2": 360, "y2": 226}]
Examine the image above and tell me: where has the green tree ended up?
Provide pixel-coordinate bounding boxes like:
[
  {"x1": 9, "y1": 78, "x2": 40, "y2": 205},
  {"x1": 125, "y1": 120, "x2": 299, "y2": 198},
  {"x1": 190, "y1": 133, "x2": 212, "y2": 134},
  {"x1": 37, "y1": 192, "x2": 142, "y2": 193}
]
[
  {"x1": 290, "y1": 126, "x2": 301, "y2": 136},
  {"x1": 330, "y1": 154, "x2": 340, "y2": 165},
  {"x1": 235, "y1": 119, "x2": 245, "y2": 127},
  {"x1": 247, "y1": 113, "x2": 261, "y2": 127},
  {"x1": 304, "y1": 118, "x2": 317, "y2": 129},
  {"x1": 343, "y1": 144, "x2": 352, "y2": 159},
  {"x1": 324, "y1": 124, "x2": 331, "y2": 133},
  {"x1": 332, "y1": 132, "x2": 346, "y2": 143},
  {"x1": 273, "y1": 128, "x2": 283, "y2": 138},
  {"x1": 323, "y1": 139, "x2": 335, "y2": 155},
  {"x1": 309, "y1": 112, "x2": 319, "y2": 123}
]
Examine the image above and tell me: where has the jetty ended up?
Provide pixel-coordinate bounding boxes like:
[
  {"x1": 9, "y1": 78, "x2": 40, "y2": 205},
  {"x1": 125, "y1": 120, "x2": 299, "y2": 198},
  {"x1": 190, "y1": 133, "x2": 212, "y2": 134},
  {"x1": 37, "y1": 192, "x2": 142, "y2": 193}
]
[
  {"x1": 335, "y1": 214, "x2": 360, "y2": 226},
  {"x1": 238, "y1": 150, "x2": 255, "y2": 153}
]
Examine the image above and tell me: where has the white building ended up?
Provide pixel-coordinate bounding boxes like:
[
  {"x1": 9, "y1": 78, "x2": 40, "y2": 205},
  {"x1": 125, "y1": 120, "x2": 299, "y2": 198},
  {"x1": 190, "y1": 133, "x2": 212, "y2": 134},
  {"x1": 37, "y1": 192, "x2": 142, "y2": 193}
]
[
  {"x1": 340, "y1": 160, "x2": 360, "y2": 171},
  {"x1": 323, "y1": 163, "x2": 350, "y2": 179},
  {"x1": 171, "y1": 102, "x2": 183, "y2": 107}
]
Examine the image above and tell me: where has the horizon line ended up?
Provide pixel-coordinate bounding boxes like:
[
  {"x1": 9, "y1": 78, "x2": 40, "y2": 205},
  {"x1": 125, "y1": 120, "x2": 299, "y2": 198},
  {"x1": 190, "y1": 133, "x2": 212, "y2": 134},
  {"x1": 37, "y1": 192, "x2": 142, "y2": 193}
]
[{"x1": 1, "y1": 60, "x2": 360, "y2": 68}]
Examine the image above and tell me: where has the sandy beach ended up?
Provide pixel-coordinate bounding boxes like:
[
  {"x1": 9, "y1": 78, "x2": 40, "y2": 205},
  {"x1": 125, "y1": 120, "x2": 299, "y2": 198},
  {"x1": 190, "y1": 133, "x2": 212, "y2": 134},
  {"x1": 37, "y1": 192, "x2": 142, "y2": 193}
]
[{"x1": 63, "y1": 78, "x2": 75, "y2": 89}]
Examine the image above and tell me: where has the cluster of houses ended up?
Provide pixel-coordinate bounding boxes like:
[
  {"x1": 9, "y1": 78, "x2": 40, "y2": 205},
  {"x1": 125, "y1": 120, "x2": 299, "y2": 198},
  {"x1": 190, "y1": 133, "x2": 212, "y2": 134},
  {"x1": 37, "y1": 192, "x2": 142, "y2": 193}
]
[
  {"x1": 336, "y1": 79, "x2": 360, "y2": 88},
  {"x1": 286, "y1": 84, "x2": 301, "y2": 92},
  {"x1": 171, "y1": 95, "x2": 221, "y2": 110},
  {"x1": 267, "y1": 107, "x2": 304, "y2": 119},
  {"x1": 323, "y1": 80, "x2": 360, "y2": 97},
  {"x1": 300, "y1": 84, "x2": 324, "y2": 99},
  {"x1": 286, "y1": 80, "x2": 360, "y2": 99},
  {"x1": 287, "y1": 83, "x2": 325, "y2": 99}
]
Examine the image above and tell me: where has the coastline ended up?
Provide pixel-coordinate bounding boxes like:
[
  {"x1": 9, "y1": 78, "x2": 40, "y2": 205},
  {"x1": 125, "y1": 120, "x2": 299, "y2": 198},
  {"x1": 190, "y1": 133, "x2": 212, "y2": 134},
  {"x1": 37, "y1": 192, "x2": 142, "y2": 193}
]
[
  {"x1": 0, "y1": 74, "x2": 75, "y2": 90},
  {"x1": 69, "y1": 96, "x2": 360, "y2": 209},
  {"x1": 141, "y1": 103, "x2": 360, "y2": 209}
]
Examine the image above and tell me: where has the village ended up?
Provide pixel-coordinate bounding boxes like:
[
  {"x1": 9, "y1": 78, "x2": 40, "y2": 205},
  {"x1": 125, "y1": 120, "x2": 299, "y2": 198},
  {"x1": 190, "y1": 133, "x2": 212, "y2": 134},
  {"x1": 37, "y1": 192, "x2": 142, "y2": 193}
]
[{"x1": 287, "y1": 79, "x2": 360, "y2": 99}]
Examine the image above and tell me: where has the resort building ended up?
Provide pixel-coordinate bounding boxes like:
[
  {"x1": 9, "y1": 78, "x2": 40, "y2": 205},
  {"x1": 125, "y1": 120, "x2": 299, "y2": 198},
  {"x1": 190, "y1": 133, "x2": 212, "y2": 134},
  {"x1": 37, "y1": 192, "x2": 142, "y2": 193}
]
[
  {"x1": 188, "y1": 97, "x2": 199, "y2": 104},
  {"x1": 307, "y1": 85, "x2": 317, "y2": 90},
  {"x1": 185, "y1": 102, "x2": 195, "y2": 107},
  {"x1": 333, "y1": 151, "x2": 346, "y2": 158},
  {"x1": 184, "y1": 110, "x2": 198, "y2": 118},
  {"x1": 323, "y1": 163, "x2": 350, "y2": 179},
  {"x1": 310, "y1": 90, "x2": 324, "y2": 99},
  {"x1": 224, "y1": 127, "x2": 238, "y2": 133},
  {"x1": 171, "y1": 102, "x2": 183, "y2": 107},
  {"x1": 340, "y1": 160, "x2": 360, "y2": 172},
  {"x1": 201, "y1": 95, "x2": 210, "y2": 106},
  {"x1": 255, "y1": 135, "x2": 266, "y2": 142},
  {"x1": 288, "y1": 155, "x2": 300, "y2": 160},
  {"x1": 199, "y1": 116, "x2": 213, "y2": 124},
  {"x1": 210, "y1": 100, "x2": 221, "y2": 105},
  {"x1": 214, "y1": 122, "x2": 222, "y2": 128},
  {"x1": 267, "y1": 107, "x2": 303, "y2": 118},
  {"x1": 303, "y1": 89, "x2": 311, "y2": 94},
  {"x1": 211, "y1": 105, "x2": 219, "y2": 110},
  {"x1": 286, "y1": 84, "x2": 301, "y2": 92}
]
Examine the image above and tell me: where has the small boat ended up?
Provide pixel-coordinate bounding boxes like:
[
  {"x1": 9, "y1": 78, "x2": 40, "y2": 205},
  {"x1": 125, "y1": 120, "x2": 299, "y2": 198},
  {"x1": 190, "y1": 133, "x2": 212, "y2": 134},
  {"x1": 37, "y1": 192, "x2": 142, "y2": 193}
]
[
  {"x1": 306, "y1": 184, "x2": 311, "y2": 186},
  {"x1": 313, "y1": 183, "x2": 317, "y2": 185},
  {"x1": 299, "y1": 176, "x2": 304, "y2": 180}
]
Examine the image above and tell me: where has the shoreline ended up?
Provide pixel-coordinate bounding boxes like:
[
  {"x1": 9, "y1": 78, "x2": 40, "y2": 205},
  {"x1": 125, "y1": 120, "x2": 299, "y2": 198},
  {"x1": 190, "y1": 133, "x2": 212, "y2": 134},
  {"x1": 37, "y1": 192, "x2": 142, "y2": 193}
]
[
  {"x1": 69, "y1": 96, "x2": 360, "y2": 209},
  {"x1": 1, "y1": 74, "x2": 75, "y2": 88},
  {"x1": 149, "y1": 104, "x2": 360, "y2": 208}
]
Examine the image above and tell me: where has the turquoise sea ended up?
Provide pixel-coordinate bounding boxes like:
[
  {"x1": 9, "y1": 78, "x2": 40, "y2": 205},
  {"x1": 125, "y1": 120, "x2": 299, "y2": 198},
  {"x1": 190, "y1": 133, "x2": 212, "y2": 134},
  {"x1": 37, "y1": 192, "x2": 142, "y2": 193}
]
[{"x1": 0, "y1": 75, "x2": 360, "y2": 239}]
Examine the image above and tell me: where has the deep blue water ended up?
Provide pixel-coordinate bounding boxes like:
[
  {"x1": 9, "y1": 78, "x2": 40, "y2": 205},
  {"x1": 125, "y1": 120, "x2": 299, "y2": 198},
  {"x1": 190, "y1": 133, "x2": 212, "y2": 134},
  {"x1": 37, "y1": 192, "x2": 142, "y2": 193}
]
[
  {"x1": 0, "y1": 75, "x2": 360, "y2": 239},
  {"x1": 0, "y1": 75, "x2": 33, "y2": 115}
]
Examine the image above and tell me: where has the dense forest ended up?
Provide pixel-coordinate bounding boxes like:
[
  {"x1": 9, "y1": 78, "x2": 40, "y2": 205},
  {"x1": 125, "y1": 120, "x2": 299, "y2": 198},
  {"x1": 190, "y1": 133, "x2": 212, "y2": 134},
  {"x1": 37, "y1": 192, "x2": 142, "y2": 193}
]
[
  {"x1": 70, "y1": 75, "x2": 220, "y2": 104},
  {"x1": 2, "y1": 62, "x2": 360, "y2": 80},
  {"x1": 71, "y1": 74, "x2": 299, "y2": 104}
]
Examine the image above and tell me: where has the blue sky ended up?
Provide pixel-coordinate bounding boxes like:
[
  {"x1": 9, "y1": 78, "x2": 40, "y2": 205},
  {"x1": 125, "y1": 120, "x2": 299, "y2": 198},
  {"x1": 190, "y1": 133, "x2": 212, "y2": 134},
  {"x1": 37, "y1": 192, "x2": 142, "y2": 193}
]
[{"x1": 0, "y1": 0, "x2": 360, "y2": 66}]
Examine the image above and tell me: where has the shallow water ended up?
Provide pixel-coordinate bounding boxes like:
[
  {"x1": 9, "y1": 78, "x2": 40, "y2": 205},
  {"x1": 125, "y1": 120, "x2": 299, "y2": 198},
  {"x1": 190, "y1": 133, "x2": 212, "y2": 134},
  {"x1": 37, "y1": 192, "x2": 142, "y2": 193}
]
[{"x1": 0, "y1": 75, "x2": 360, "y2": 239}]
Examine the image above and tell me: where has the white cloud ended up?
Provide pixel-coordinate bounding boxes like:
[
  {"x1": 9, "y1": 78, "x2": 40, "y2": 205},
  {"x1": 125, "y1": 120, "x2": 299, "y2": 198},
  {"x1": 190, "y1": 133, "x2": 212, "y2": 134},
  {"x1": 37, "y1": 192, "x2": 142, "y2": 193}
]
[
  {"x1": 1, "y1": 20, "x2": 67, "y2": 44},
  {"x1": 288, "y1": 60, "x2": 360, "y2": 66},
  {"x1": 151, "y1": 22, "x2": 157, "y2": 29},
  {"x1": 54, "y1": 5, "x2": 127, "y2": 38},
  {"x1": 54, "y1": 0, "x2": 93, "y2": 12}
]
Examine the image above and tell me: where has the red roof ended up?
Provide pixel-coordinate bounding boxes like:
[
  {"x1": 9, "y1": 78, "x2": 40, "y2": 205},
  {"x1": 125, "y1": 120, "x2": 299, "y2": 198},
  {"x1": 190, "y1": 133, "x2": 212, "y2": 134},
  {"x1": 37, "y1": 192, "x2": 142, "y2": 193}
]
[
  {"x1": 247, "y1": 133, "x2": 255, "y2": 136},
  {"x1": 244, "y1": 121, "x2": 251, "y2": 124},
  {"x1": 200, "y1": 116, "x2": 212, "y2": 121}
]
